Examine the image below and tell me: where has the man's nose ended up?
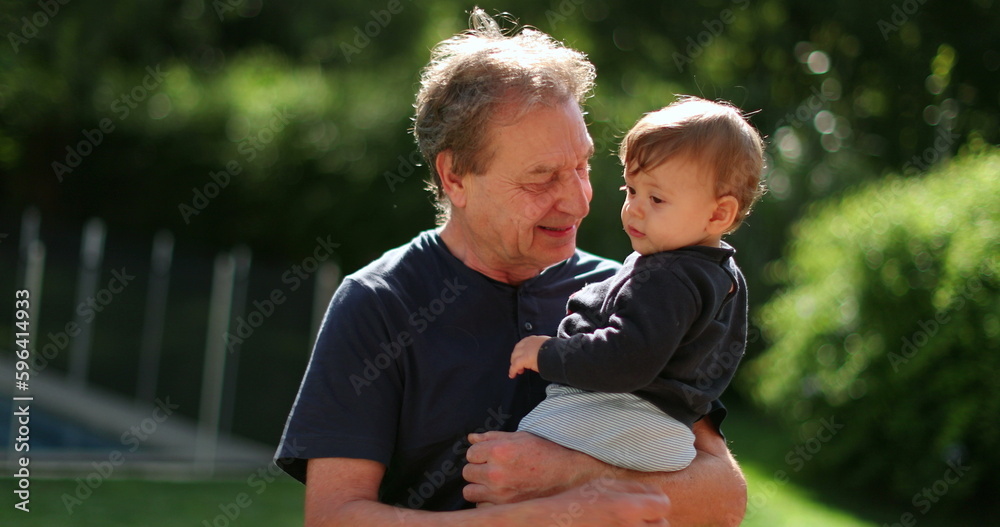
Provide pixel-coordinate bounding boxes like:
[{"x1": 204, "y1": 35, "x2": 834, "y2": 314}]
[{"x1": 556, "y1": 172, "x2": 591, "y2": 217}]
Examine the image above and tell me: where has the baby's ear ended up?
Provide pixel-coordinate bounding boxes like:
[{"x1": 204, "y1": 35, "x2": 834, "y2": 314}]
[{"x1": 707, "y1": 195, "x2": 739, "y2": 235}]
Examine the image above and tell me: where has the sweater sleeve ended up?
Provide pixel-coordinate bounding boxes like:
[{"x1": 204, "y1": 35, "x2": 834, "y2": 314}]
[{"x1": 536, "y1": 259, "x2": 701, "y2": 393}]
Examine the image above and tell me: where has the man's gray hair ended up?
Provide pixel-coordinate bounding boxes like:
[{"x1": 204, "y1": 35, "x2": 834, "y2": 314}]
[{"x1": 413, "y1": 8, "x2": 596, "y2": 223}]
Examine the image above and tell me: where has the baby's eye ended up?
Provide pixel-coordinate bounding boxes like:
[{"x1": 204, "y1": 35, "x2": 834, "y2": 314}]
[
  {"x1": 619, "y1": 185, "x2": 636, "y2": 195},
  {"x1": 651, "y1": 196, "x2": 664, "y2": 204}
]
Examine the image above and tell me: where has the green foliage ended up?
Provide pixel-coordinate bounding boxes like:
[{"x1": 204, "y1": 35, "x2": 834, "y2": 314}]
[
  {"x1": 3, "y1": 0, "x2": 1000, "y2": 271},
  {"x1": 746, "y1": 148, "x2": 1000, "y2": 510}
]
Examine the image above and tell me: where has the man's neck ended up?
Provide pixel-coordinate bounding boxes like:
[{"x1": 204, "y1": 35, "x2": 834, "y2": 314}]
[{"x1": 438, "y1": 223, "x2": 543, "y2": 286}]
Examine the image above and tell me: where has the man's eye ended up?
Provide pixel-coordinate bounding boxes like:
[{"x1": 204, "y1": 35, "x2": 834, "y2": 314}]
[{"x1": 527, "y1": 176, "x2": 556, "y2": 188}]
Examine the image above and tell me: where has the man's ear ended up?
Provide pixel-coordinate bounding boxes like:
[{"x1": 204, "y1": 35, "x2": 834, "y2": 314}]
[
  {"x1": 436, "y1": 150, "x2": 467, "y2": 209},
  {"x1": 707, "y1": 195, "x2": 739, "y2": 235}
]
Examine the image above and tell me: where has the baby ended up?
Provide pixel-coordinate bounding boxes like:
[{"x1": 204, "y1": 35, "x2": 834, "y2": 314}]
[{"x1": 509, "y1": 96, "x2": 766, "y2": 472}]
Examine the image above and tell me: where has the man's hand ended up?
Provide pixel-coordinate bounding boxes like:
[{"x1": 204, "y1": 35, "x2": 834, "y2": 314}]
[
  {"x1": 463, "y1": 419, "x2": 747, "y2": 526},
  {"x1": 509, "y1": 335, "x2": 549, "y2": 378},
  {"x1": 464, "y1": 430, "x2": 604, "y2": 504}
]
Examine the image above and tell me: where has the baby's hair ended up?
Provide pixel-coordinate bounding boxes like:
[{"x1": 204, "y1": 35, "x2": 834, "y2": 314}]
[{"x1": 619, "y1": 96, "x2": 766, "y2": 233}]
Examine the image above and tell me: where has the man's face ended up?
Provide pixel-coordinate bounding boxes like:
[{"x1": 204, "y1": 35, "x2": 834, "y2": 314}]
[{"x1": 458, "y1": 98, "x2": 594, "y2": 277}]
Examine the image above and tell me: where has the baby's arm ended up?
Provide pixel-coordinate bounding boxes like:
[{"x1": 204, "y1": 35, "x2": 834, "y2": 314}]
[
  {"x1": 508, "y1": 336, "x2": 551, "y2": 378},
  {"x1": 538, "y1": 272, "x2": 697, "y2": 393}
]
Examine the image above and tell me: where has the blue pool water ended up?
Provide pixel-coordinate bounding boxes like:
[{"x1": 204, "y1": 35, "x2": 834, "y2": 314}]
[{"x1": 1, "y1": 396, "x2": 124, "y2": 451}]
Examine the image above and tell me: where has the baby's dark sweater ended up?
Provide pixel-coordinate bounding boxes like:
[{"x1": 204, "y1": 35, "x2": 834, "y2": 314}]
[{"x1": 536, "y1": 243, "x2": 747, "y2": 427}]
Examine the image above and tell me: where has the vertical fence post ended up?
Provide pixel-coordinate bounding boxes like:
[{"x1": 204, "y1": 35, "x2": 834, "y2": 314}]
[
  {"x1": 311, "y1": 262, "x2": 340, "y2": 347},
  {"x1": 12, "y1": 207, "x2": 43, "y2": 344},
  {"x1": 14, "y1": 207, "x2": 40, "y2": 292},
  {"x1": 7, "y1": 211, "x2": 44, "y2": 472},
  {"x1": 136, "y1": 230, "x2": 174, "y2": 403},
  {"x1": 195, "y1": 250, "x2": 236, "y2": 476},
  {"x1": 24, "y1": 241, "x2": 46, "y2": 329},
  {"x1": 220, "y1": 245, "x2": 251, "y2": 436},
  {"x1": 69, "y1": 218, "x2": 106, "y2": 389}
]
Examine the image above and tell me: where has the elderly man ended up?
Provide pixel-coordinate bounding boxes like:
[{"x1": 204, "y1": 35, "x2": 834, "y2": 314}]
[{"x1": 276, "y1": 9, "x2": 746, "y2": 526}]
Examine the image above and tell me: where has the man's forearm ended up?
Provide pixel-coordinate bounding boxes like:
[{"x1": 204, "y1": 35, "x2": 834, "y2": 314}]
[
  {"x1": 552, "y1": 454, "x2": 744, "y2": 527},
  {"x1": 315, "y1": 499, "x2": 532, "y2": 527},
  {"x1": 463, "y1": 420, "x2": 747, "y2": 526},
  {"x1": 305, "y1": 457, "x2": 542, "y2": 527},
  {"x1": 311, "y1": 484, "x2": 672, "y2": 527},
  {"x1": 562, "y1": 419, "x2": 747, "y2": 526},
  {"x1": 619, "y1": 446, "x2": 746, "y2": 526}
]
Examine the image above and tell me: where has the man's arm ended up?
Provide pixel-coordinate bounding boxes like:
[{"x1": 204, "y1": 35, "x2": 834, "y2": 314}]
[
  {"x1": 462, "y1": 417, "x2": 747, "y2": 526},
  {"x1": 304, "y1": 458, "x2": 673, "y2": 526}
]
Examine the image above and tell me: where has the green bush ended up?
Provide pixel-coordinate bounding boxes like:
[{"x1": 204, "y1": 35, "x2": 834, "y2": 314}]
[{"x1": 745, "y1": 148, "x2": 999, "y2": 511}]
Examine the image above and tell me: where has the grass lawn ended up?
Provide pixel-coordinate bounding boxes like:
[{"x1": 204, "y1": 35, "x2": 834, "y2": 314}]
[
  {"x1": 738, "y1": 461, "x2": 878, "y2": 527},
  {"x1": 726, "y1": 400, "x2": 881, "y2": 527},
  {"x1": 0, "y1": 467, "x2": 894, "y2": 527},
  {"x1": 725, "y1": 400, "x2": 975, "y2": 527},
  {"x1": 0, "y1": 404, "x2": 976, "y2": 526},
  {"x1": 3, "y1": 472, "x2": 877, "y2": 526},
  {"x1": 0, "y1": 477, "x2": 305, "y2": 526},
  {"x1": 1, "y1": 470, "x2": 887, "y2": 526}
]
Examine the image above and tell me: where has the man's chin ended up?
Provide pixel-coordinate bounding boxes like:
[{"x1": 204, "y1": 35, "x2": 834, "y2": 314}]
[{"x1": 537, "y1": 240, "x2": 578, "y2": 266}]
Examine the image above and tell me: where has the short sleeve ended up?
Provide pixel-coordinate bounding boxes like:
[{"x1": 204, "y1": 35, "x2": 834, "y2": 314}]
[{"x1": 275, "y1": 278, "x2": 404, "y2": 483}]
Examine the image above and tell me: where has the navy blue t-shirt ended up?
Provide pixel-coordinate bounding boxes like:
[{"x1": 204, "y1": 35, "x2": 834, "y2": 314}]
[{"x1": 275, "y1": 230, "x2": 619, "y2": 510}]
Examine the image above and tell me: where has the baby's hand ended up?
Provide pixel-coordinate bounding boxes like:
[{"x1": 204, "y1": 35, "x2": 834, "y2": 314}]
[{"x1": 509, "y1": 336, "x2": 550, "y2": 378}]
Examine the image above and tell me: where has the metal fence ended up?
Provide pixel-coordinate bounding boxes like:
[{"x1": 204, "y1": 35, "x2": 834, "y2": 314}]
[{"x1": 2, "y1": 207, "x2": 339, "y2": 477}]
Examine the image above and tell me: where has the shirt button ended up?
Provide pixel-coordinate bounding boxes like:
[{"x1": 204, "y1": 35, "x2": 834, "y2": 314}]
[{"x1": 524, "y1": 322, "x2": 533, "y2": 331}]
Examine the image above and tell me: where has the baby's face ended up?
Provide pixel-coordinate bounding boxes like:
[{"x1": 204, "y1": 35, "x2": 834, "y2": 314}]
[{"x1": 620, "y1": 156, "x2": 721, "y2": 255}]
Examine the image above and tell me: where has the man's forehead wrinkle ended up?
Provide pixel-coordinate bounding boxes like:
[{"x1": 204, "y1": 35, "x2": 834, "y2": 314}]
[{"x1": 528, "y1": 151, "x2": 589, "y2": 174}]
